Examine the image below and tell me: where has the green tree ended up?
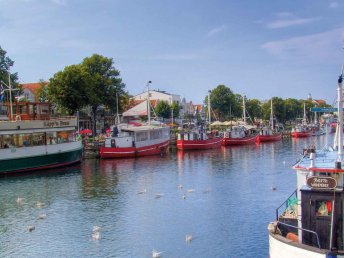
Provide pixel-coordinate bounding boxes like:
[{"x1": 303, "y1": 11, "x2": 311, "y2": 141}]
[
  {"x1": 48, "y1": 64, "x2": 88, "y2": 114},
  {"x1": 171, "y1": 102, "x2": 180, "y2": 118},
  {"x1": 0, "y1": 46, "x2": 19, "y2": 102},
  {"x1": 36, "y1": 79, "x2": 49, "y2": 102},
  {"x1": 48, "y1": 54, "x2": 126, "y2": 135},
  {"x1": 262, "y1": 97, "x2": 285, "y2": 122},
  {"x1": 246, "y1": 98, "x2": 262, "y2": 120},
  {"x1": 205, "y1": 85, "x2": 240, "y2": 121},
  {"x1": 284, "y1": 98, "x2": 301, "y2": 122},
  {"x1": 154, "y1": 100, "x2": 171, "y2": 119},
  {"x1": 81, "y1": 54, "x2": 126, "y2": 134}
]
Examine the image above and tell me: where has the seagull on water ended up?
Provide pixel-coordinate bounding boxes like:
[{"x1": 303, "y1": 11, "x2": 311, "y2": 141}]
[
  {"x1": 36, "y1": 202, "x2": 45, "y2": 208},
  {"x1": 37, "y1": 213, "x2": 47, "y2": 220},
  {"x1": 186, "y1": 234, "x2": 193, "y2": 243},
  {"x1": 152, "y1": 250, "x2": 163, "y2": 258},
  {"x1": 137, "y1": 189, "x2": 147, "y2": 194},
  {"x1": 28, "y1": 225, "x2": 35, "y2": 232}
]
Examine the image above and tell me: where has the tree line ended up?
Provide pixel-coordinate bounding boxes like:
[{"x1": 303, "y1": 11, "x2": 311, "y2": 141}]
[
  {"x1": 0, "y1": 46, "x2": 332, "y2": 128},
  {"x1": 205, "y1": 84, "x2": 331, "y2": 124}
]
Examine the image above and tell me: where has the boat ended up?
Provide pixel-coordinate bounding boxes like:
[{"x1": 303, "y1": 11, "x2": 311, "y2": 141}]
[
  {"x1": 0, "y1": 102, "x2": 83, "y2": 174},
  {"x1": 99, "y1": 123, "x2": 170, "y2": 158},
  {"x1": 291, "y1": 103, "x2": 312, "y2": 138},
  {"x1": 257, "y1": 100, "x2": 282, "y2": 142},
  {"x1": 176, "y1": 90, "x2": 222, "y2": 150},
  {"x1": 268, "y1": 72, "x2": 344, "y2": 258},
  {"x1": 222, "y1": 95, "x2": 258, "y2": 146},
  {"x1": 99, "y1": 81, "x2": 170, "y2": 158},
  {"x1": 176, "y1": 125, "x2": 222, "y2": 150}
]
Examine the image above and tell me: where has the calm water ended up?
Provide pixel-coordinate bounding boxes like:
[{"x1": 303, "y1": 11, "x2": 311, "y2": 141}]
[{"x1": 0, "y1": 135, "x2": 330, "y2": 258}]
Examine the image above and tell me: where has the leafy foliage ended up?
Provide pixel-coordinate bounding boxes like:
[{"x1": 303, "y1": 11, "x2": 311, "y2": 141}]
[
  {"x1": 154, "y1": 100, "x2": 170, "y2": 119},
  {"x1": 0, "y1": 46, "x2": 19, "y2": 101}
]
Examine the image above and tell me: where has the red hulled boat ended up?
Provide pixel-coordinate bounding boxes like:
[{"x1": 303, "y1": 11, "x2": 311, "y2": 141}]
[
  {"x1": 100, "y1": 124, "x2": 170, "y2": 158},
  {"x1": 176, "y1": 131, "x2": 222, "y2": 150}
]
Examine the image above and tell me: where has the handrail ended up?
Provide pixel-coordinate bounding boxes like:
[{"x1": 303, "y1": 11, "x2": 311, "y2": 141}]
[
  {"x1": 276, "y1": 221, "x2": 321, "y2": 249},
  {"x1": 276, "y1": 189, "x2": 297, "y2": 220}
]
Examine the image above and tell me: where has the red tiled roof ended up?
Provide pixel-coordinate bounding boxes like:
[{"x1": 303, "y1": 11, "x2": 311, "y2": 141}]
[
  {"x1": 193, "y1": 104, "x2": 203, "y2": 112},
  {"x1": 21, "y1": 82, "x2": 48, "y2": 94},
  {"x1": 312, "y1": 99, "x2": 326, "y2": 105}
]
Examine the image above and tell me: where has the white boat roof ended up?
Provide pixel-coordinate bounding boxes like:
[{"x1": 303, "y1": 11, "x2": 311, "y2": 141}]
[{"x1": 120, "y1": 125, "x2": 169, "y2": 132}]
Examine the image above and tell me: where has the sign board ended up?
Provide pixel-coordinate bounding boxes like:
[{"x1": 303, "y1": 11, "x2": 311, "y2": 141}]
[
  {"x1": 310, "y1": 107, "x2": 341, "y2": 112},
  {"x1": 306, "y1": 176, "x2": 337, "y2": 189}
]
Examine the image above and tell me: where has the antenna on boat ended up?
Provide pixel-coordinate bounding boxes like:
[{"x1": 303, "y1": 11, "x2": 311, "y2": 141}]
[{"x1": 146, "y1": 81, "x2": 152, "y2": 125}]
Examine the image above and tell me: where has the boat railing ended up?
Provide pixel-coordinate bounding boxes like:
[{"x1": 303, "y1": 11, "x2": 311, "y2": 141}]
[
  {"x1": 275, "y1": 221, "x2": 321, "y2": 249},
  {"x1": 275, "y1": 189, "x2": 297, "y2": 220}
]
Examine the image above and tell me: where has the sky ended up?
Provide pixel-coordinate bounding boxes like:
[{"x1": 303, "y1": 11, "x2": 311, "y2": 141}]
[{"x1": 0, "y1": 0, "x2": 344, "y2": 105}]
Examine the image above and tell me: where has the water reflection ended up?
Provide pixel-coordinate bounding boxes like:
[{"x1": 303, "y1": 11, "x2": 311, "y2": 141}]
[{"x1": 0, "y1": 135, "x2": 334, "y2": 258}]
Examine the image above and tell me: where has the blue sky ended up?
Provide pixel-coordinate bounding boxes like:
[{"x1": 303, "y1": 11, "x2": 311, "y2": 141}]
[{"x1": 1, "y1": 0, "x2": 343, "y2": 104}]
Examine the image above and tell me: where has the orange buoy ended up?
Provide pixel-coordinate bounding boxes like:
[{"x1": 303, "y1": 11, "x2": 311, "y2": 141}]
[{"x1": 286, "y1": 232, "x2": 298, "y2": 242}]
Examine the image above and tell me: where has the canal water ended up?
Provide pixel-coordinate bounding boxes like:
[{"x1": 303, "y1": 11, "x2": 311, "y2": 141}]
[{"x1": 0, "y1": 135, "x2": 330, "y2": 258}]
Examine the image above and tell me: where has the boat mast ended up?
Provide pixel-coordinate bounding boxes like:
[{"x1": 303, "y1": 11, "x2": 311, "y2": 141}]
[
  {"x1": 147, "y1": 81, "x2": 152, "y2": 125},
  {"x1": 303, "y1": 102, "x2": 307, "y2": 126},
  {"x1": 116, "y1": 92, "x2": 120, "y2": 125},
  {"x1": 337, "y1": 69, "x2": 343, "y2": 160},
  {"x1": 8, "y1": 69, "x2": 13, "y2": 121},
  {"x1": 270, "y1": 99, "x2": 274, "y2": 130},
  {"x1": 208, "y1": 90, "x2": 211, "y2": 131},
  {"x1": 243, "y1": 95, "x2": 246, "y2": 124}
]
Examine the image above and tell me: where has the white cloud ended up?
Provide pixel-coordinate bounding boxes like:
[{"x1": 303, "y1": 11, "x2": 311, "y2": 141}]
[
  {"x1": 262, "y1": 27, "x2": 344, "y2": 61},
  {"x1": 266, "y1": 13, "x2": 321, "y2": 29},
  {"x1": 329, "y1": 1, "x2": 339, "y2": 8},
  {"x1": 207, "y1": 25, "x2": 226, "y2": 37}
]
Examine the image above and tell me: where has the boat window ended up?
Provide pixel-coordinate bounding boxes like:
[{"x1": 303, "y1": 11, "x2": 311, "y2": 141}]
[
  {"x1": 19, "y1": 105, "x2": 27, "y2": 114},
  {"x1": 1, "y1": 134, "x2": 15, "y2": 148},
  {"x1": 315, "y1": 200, "x2": 332, "y2": 217},
  {"x1": 47, "y1": 132, "x2": 58, "y2": 144},
  {"x1": 31, "y1": 133, "x2": 45, "y2": 146},
  {"x1": 136, "y1": 131, "x2": 148, "y2": 142},
  {"x1": 151, "y1": 130, "x2": 162, "y2": 140}
]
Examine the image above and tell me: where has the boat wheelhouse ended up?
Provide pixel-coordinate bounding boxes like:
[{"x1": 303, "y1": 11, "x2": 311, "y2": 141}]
[{"x1": 0, "y1": 102, "x2": 83, "y2": 174}]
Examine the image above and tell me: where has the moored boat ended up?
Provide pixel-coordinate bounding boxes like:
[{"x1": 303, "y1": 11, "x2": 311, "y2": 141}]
[
  {"x1": 99, "y1": 124, "x2": 170, "y2": 158},
  {"x1": 222, "y1": 95, "x2": 258, "y2": 146},
  {"x1": 268, "y1": 73, "x2": 344, "y2": 258},
  {"x1": 291, "y1": 103, "x2": 312, "y2": 138},
  {"x1": 222, "y1": 125, "x2": 258, "y2": 145},
  {"x1": 257, "y1": 99, "x2": 283, "y2": 142},
  {"x1": 176, "y1": 130, "x2": 222, "y2": 150},
  {"x1": 291, "y1": 126, "x2": 312, "y2": 138},
  {"x1": 0, "y1": 102, "x2": 83, "y2": 174}
]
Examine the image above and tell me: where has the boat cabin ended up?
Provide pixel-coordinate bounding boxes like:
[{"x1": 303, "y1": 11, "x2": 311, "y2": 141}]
[{"x1": 0, "y1": 102, "x2": 50, "y2": 121}]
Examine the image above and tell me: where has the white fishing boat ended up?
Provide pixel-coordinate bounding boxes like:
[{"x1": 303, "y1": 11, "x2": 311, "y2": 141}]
[
  {"x1": 99, "y1": 81, "x2": 170, "y2": 158},
  {"x1": 268, "y1": 72, "x2": 344, "y2": 258}
]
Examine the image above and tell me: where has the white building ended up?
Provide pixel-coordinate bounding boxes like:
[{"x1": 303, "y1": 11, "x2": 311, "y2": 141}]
[{"x1": 133, "y1": 90, "x2": 181, "y2": 105}]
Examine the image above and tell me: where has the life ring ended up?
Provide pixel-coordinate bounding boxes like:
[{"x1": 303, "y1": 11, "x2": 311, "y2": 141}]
[{"x1": 15, "y1": 115, "x2": 21, "y2": 121}]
